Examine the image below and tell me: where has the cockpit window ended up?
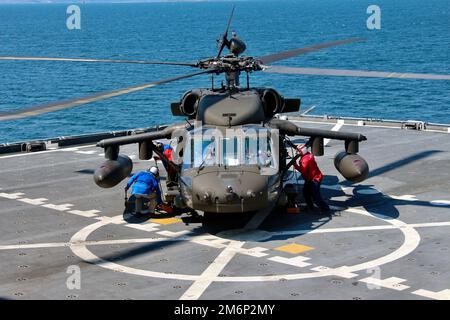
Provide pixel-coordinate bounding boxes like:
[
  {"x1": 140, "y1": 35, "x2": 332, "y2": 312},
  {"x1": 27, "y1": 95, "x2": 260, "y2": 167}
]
[
  {"x1": 221, "y1": 137, "x2": 239, "y2": 166},
  {"x1": 182, "y1": 126, "x2": 277, "y2": 171},
  {"x1": 187, "y1": 137, "x2": 216, "y2": 168},
  {"x1": 201, "y1": 138, "x2": 216, "y2": 166},
  {"x1": 244, "y1": 134, "x2": 273, "y2": 167}
]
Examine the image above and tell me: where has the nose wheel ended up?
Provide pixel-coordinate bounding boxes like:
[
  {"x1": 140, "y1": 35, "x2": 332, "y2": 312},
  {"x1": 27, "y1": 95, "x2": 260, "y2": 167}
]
[{"x1": 280, "y1": 183, "x2": 302, "y2": 214}]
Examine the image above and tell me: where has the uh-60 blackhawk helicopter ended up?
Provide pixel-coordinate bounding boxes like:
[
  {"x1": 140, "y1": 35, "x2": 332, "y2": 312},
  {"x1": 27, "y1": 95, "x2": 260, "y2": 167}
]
[{"x1": 2, "y1": 7, "x2": 450, "y2": 215}]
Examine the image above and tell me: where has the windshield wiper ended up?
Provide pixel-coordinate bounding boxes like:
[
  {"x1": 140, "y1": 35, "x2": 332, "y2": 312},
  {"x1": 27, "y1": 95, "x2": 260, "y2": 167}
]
[{"x1": 197, "y1": 146, "x2": 215, "y2": 173}]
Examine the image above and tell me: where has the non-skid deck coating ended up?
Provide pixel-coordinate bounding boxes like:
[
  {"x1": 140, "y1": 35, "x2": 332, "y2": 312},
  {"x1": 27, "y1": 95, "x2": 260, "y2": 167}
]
[{"x1": 1, "y1": 118, "x2": 450, "y2": 300}]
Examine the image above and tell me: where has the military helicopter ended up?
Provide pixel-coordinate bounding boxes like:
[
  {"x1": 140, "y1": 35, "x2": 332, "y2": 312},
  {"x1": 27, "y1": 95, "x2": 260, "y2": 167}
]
[{"x1": 1, "y1": 7, "x2": 450, "y2": 214}]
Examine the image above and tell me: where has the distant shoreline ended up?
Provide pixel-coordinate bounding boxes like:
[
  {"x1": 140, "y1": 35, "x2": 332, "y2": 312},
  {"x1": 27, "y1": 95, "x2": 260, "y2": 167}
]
[{"x1": 0, "y1": 0, "x2": 243, "y2": 4}]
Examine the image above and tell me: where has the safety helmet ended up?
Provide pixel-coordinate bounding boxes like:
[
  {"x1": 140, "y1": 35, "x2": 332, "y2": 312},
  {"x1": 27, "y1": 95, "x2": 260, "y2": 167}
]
[{"x1": 148, "y1": 166, "x2": 159, "y2": 177}]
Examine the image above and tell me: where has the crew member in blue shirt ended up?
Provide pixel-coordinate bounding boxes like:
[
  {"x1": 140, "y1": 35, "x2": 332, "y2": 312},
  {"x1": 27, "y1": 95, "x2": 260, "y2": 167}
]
[{"x1": 125, "y1": 166, "x2": 162, "y2": 215}]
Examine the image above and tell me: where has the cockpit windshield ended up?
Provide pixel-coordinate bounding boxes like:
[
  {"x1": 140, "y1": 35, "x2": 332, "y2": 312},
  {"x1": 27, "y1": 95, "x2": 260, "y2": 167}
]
[
  {"x1": 221, "y1": 137, "x2": 239, "y2": 166},
  {"x1": 182, "y1": 125, "x2": 277, "y2": 172},
  {"x1": 188, "y1": 136, "x2": 216, "y2": 168},
  {"x1": 243, "y1": 134, "x2": 273, "y2": 167}
]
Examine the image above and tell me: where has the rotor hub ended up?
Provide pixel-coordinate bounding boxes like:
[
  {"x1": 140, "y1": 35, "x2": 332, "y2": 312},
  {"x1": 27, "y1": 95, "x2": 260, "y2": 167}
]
[{"x1": 198, "y1": 55, "x2": 263, "y2": 74}]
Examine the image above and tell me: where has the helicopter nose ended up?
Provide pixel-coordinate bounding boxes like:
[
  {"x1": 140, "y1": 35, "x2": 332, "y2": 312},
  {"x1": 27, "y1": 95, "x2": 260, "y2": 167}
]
[{"x1": 191, "y1": 171, "x2": 269, "y2": 213}]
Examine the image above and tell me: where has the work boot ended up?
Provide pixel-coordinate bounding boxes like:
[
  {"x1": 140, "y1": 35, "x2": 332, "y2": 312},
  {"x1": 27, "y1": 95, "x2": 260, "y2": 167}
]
[{"x1": 157, "y1": 204, "x2": 173, "y2": 214}]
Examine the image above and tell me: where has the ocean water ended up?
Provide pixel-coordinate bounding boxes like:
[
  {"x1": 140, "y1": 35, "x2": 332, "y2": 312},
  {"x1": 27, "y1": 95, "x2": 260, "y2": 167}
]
[{"x1": 0, "y1": 0, "x2": 449, "y2": 143}]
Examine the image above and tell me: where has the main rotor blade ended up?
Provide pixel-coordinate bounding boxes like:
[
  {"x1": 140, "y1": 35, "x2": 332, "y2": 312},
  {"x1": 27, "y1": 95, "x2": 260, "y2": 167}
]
[
  {"x1": 224, "y1": 5, "x2": 235, "y2": 38},
  {"x1": 0, "y1": 69, "x2": 215, "y2": 121},
  {"x1": 264, "y1": 66, "x2": 450, "y2": 80},
  {"x1": 0, "y1": 56, "x2": 198, "y2": 67},
  {"x1": 217, "y1": 5, "x2": 235, "y2": 58},
  {"x1": 257, "y1": 38, "x2": 365, "y2": 65}
]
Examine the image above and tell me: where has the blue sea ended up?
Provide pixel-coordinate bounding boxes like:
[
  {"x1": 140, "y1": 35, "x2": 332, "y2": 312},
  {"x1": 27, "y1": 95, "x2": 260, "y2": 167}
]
[{"x1": 0, "y1": 0, "x2": 449, "y2": 143}]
